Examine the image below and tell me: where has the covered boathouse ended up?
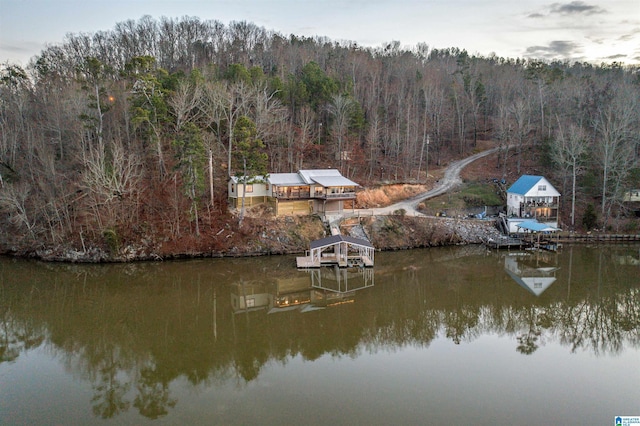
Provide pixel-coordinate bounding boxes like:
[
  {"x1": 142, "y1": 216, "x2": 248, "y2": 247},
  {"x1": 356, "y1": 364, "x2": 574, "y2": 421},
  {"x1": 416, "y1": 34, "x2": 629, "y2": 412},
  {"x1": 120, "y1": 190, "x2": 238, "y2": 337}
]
[{"x1": 296, "y1": 235, "x2": 375, "y2": 268}]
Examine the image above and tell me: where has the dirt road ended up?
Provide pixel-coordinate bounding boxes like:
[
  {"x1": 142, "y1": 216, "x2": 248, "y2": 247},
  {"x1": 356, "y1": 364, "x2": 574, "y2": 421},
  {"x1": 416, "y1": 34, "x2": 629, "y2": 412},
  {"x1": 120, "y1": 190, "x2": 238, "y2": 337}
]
[
  {"x1": 327, "y1": 146, "x2": 499, "y2": 235},
  {"x1": 354, "y1": 146, "x2": 499, "y2": 217}
]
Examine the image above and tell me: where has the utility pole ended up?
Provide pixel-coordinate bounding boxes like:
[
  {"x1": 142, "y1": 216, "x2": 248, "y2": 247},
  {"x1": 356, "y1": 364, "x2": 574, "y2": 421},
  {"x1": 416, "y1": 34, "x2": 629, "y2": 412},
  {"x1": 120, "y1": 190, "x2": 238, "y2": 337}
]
[{"x1": 426, "y1": 135, "x2": 430, "y2": 183}]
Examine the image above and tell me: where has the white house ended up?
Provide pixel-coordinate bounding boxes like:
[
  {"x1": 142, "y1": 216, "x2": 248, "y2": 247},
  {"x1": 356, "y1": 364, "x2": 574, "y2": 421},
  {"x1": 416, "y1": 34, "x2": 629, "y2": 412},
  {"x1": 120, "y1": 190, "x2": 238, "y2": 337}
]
[
  {"x1": 228, "y1": 169, "x2": 360, "y2": 216},
  {"x1": 506, "y1": 175, "x2": 561, "y2": 233}
]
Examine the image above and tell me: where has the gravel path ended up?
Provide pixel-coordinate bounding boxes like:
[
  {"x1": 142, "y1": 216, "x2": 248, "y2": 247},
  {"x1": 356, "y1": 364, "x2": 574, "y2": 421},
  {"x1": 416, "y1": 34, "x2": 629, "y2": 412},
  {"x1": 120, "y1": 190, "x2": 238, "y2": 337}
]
[{"x1": 338, "y1": 146, "x2": 499, "y2": 221}]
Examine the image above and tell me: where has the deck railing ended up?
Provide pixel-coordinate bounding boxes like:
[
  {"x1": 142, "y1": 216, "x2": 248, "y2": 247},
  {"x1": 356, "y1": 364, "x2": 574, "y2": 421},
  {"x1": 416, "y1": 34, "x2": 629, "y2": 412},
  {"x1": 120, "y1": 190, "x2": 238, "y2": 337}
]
[
  {"x1": 275, "y1": 191, "x2": 311, "y2": 200},
  {"x1": 316, "y1": 192, "x2": 357, "y2": 200},
  {"x1": 274, "y1": 191, "x2": 356, "y2": 200}
]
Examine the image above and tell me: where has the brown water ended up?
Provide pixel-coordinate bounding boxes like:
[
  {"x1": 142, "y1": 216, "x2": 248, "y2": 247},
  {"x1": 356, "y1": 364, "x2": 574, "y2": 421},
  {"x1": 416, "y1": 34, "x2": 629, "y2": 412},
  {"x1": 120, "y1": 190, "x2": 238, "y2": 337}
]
[{"x1": 1, "y1": 245, "x2": 639, "y2": 425}]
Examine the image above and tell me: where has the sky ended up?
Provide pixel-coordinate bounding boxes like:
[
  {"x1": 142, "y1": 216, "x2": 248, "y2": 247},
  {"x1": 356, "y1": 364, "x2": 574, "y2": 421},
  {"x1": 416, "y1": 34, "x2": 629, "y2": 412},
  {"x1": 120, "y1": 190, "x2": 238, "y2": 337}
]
[{"x1": 1, "y1": 0, "x2": 639, "y2": 67}]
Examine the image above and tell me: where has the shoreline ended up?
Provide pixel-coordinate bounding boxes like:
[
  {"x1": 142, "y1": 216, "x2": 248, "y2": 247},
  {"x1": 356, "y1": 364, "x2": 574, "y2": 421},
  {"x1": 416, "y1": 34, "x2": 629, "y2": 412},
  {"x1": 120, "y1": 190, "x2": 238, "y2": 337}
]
[{"x1": 3, "y1": 214, "x2": 637, "y2": 264}]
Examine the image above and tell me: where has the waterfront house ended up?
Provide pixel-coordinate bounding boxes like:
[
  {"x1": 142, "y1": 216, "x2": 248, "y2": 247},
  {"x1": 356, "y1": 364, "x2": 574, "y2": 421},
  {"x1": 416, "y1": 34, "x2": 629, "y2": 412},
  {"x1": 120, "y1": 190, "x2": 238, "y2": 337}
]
[
  {"x1": 228, "y1": 169, "x2": 359, "y2": 217},
  {"x1": 506, "y1": 175, "x2": 561, "y2": 233}
]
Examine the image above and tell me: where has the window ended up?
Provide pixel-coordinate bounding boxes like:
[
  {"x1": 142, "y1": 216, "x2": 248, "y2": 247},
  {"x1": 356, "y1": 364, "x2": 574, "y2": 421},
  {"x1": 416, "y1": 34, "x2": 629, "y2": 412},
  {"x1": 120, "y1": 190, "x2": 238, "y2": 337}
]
[
  {"x1": 265, "y1": 183, "x2": 269, "y2": 191},
  {"x1": 231, "y1": 184, "x2": 235, "y2": 193},
  {"x1": 245, "y1": 184, "x2": 253, "y2": 193},
  {"x1": 538, "y1": 185, "x2": 546, "y2": 191}
]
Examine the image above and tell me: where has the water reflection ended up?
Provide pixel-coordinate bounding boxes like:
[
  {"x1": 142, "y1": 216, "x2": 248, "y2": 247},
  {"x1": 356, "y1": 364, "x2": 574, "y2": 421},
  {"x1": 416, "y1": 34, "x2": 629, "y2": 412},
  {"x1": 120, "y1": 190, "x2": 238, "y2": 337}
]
[
  {"x1": 1, "y1": 245, "x2": 639, "y2": 422},
  {"x1": 231, "y1": 267, "x2": 373, "y2": 314},
  {"x1": 504, "y1": 251, "x2": 559, "y2": 296}
]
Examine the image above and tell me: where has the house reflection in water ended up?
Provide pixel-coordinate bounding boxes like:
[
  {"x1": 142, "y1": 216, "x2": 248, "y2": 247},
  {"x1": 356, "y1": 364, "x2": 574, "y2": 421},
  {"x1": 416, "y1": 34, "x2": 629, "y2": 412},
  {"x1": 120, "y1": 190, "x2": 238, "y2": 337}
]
[
  {"x1": 504, "y1": 252, "x2": 559, "y2": 296},
  {"x1": 230, "y1": 267, "x2": 373, "y2": 314}
]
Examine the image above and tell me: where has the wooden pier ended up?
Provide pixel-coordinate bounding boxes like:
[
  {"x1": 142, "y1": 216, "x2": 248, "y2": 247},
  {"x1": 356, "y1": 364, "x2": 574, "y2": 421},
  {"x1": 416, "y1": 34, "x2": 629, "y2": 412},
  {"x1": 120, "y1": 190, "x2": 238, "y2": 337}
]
[
  {"x1": 556, "y1": 233, "x2": 640, "y2": 243},
  {"x1": 296, "y1": 235, "x2": 375, "y2": 269},
  {"x1": 483, "y1": 236, "x2": 525, "y2": 249}
]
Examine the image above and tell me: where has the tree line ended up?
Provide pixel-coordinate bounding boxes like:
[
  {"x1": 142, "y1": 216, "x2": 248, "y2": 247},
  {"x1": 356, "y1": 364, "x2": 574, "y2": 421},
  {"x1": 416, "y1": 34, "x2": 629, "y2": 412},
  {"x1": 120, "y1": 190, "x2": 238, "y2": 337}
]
[{"x1": 1, "y1": 16, "x2": 639, "y2": 249}]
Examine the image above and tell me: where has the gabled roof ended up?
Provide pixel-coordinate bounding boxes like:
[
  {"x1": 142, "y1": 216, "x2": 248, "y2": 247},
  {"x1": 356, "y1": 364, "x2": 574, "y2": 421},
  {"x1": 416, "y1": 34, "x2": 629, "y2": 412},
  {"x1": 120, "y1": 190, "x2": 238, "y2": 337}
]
[
  {"x1": 505, "y1": 269, "x2": 557, "y2": 296},
  {"x1": 298, "y1": 169, "x2": 341, "y2": 184},
  {"x1": 311, "y1": 175, "x2": 359, "y2": 187},
  {"x1": 310, "y1": 235, "x2": 374, "y2": 250},
  {"x1": 268, "y1": 173, "x2": 305, "y2": 185},
  {"x1": 232, "y1": 169, "x2": 360, "y2": 188},
  {"x1": 507, "y1": 175, "x2": 560, "y2": 196},
  {"x1": 508, "y1": 175, "x2": 544, "y2": 195},
  {"x1": 299, "y1": 169, "x2": 360, "y2": 187}
]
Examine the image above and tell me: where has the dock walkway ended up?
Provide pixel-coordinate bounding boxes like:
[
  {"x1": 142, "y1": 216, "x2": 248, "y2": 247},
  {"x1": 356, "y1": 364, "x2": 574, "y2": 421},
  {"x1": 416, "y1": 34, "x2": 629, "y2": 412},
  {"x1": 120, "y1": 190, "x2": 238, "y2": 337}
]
[{"x1": 484, "y1": 236, "x2": 524, "y2": 249}]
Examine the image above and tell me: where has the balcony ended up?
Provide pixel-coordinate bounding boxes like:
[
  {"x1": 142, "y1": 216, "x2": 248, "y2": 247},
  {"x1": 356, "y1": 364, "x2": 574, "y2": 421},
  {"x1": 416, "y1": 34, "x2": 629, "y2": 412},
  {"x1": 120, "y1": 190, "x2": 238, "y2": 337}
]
[
  {"x1": 314, "y1": 191, "x2": 357, "y2": 200},
  {"x1": 275, "y1": 190, "x2": 310, "y2": 200},
  {"x1": 273, "y1": 186, "x2": 357, "y2": 201},
  {"x1": 523, "y1": 201, "x2": 558, "y2": 208}
]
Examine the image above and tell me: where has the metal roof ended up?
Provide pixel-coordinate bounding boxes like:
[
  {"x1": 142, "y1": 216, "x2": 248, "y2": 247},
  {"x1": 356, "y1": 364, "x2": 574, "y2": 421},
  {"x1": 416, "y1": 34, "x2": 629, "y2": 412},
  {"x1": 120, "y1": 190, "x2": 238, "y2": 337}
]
[
  {"x1": 516, "y1": 221, "x2": 560, "y2": 232},
  {"x1": 268, "y1": 173, "x2": 305, "y2": 185},
  {"x1": 310, "y1": 235, "x2": 374, "y2": 249},
  {"x1": 310, "y1": 175, "x2": 359, "y2": 187},
  {"x1": 298, "y1": 169, "x2": 340, "y2": 184},
  {"x1": 507, "y1": 175, "x2": 544, "y2": 195},
  {"x1": 298, "y1": 169, "x2": 359, "y2": 187},
  {"x1": 229, "y1": 175, "x2": 267, "y2": 183},
  {"x1": 233, "y1": 169, "x2": 360, "y2": 188}
]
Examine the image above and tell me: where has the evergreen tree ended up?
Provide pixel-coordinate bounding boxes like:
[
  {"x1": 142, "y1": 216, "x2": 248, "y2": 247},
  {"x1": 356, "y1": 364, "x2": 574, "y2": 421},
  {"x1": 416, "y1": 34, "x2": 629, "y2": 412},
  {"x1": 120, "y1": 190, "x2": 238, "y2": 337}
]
[
  {"x1": 232, "y1": 116, "x2": 268, "y2": 223},
  {"x1": 173, "y1": 122, "x2": 206, "y2": 235}
]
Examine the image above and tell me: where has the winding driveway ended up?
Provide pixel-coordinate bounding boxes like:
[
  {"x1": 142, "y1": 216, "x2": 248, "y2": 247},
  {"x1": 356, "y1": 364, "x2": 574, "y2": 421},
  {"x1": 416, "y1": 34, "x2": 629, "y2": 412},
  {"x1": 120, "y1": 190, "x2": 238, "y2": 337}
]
[
  {"x1": 350, "y1": 146, "x2": 499, "y2": 217},
  {"x1": 326, "y1": 146, "x2": 499, "y2": 234}
]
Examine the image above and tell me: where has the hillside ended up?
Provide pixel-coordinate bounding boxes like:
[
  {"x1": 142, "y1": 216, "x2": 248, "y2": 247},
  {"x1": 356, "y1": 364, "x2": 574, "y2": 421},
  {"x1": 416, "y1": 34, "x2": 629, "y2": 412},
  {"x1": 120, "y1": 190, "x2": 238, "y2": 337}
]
[{"x1": 0, "y1": 16, "x2": 638, "y2": 260}]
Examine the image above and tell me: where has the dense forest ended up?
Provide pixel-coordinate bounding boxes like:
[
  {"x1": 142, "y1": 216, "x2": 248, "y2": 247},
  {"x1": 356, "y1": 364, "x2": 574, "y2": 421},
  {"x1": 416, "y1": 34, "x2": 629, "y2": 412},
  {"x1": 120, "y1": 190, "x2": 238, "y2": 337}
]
[{"x1": 1, "y1": 16, "x2": 639, "y2": 256}]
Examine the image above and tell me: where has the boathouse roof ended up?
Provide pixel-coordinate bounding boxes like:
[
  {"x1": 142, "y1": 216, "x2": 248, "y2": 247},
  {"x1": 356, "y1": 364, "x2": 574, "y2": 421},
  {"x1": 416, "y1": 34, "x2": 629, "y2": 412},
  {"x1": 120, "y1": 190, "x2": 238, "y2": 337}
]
[
  {"x1": 516, "y1": 220, "x2": 560, "y2": 233},
  {"x1": 310, "y1": 235, "x2": 374, "y2": 250}
]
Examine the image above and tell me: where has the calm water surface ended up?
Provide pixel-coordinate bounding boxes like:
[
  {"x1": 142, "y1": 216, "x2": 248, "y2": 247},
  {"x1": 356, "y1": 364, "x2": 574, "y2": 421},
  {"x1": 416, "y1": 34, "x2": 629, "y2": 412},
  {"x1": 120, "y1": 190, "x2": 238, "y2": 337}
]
[{"x1": 1, "y1": 245, "x2": 639, "y2": 425}]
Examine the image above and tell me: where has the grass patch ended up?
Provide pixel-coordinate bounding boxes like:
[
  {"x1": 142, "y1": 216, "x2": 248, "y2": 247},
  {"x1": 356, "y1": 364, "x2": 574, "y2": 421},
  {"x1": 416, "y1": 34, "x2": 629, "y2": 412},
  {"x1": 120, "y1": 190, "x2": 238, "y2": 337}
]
[{"x1": 419, "y1": 181, "x2": 503, "y2": 215}]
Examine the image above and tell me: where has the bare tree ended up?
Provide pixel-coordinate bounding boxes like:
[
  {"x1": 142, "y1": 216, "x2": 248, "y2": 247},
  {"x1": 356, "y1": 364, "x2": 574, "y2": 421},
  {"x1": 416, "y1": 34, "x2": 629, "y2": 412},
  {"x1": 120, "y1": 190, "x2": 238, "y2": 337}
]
[
  {"x1": 168, "y1": 76, "x2": 203, "y2": 131},
  {"x1": 292, "y1": 105, "x2": 316, "y2": 171},
  {"x1": 0, "y1": 182, "x2": 36, "y2": 239},
  {"x1": 199, "y1": 80, "x2": 227, "y2": 207},
  {"x1": 222, "y1": 81, "x2": 251, "y2": 177},
  {"x1": 592, "y1": 83, "x2": 638, "y2": 226},
  {"x1": 551, "y1": 120, "x2": 588, "y2": 228},
  {"x1": 81, "y1": 139, "x2": 143, "y2": 227},
  {"x1": 327, "y1": 93, "x2": 354, "y2": 173},
  {"x1": 510, "y1": 97, "x2": 532, "y2": 175}
]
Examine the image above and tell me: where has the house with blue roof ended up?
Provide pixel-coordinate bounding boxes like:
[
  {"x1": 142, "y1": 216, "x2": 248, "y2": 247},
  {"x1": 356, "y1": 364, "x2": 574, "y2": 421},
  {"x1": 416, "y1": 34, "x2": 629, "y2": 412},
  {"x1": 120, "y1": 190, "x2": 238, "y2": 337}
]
[
  {"x1": 228, "y1": 169, "x2": 359, "y2": 217},
  {"x1": 506, "y1": 175, "x2": 560, "y2": 233}
]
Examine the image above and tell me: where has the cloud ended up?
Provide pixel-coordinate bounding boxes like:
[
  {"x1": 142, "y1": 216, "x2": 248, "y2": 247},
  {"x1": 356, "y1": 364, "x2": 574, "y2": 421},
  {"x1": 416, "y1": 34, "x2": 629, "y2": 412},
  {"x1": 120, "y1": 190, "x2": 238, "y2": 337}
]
[
  {"x1": 526, "y1": 1, "x2": 607, "y2": 20},
  {"x1": 617, "y1": 28, "x2": 640, "y2": 42},
  {"x1": 602, "y1": 53, "x2": 627, "y2": 60},
  {"x1": 524, "y1": 40, "x2": 582, "y2": 60},
  {"x1": 549, "y1": 1, "x2": 606, "y2": 15}
]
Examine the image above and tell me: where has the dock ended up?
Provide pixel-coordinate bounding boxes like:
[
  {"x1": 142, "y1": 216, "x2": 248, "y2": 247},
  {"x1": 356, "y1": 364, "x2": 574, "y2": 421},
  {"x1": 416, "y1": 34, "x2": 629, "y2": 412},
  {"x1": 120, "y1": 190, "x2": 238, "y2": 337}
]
[
  {"x1": 296, "y1": 234, "x2": 375, "y2": 269},
  {"x1": 296, "y1": 254, "x2": 374, "y2": 268},
  {"x1": 484, "y1": 236, "x2": 525, "y2": 249}
]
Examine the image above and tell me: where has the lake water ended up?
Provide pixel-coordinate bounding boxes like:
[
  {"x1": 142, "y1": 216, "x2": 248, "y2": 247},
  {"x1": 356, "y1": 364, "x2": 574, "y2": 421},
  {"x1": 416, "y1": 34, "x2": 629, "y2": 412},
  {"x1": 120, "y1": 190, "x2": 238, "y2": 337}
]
[{"x1": 1, "y1": 245, "x2": 639, "y2": 425}]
